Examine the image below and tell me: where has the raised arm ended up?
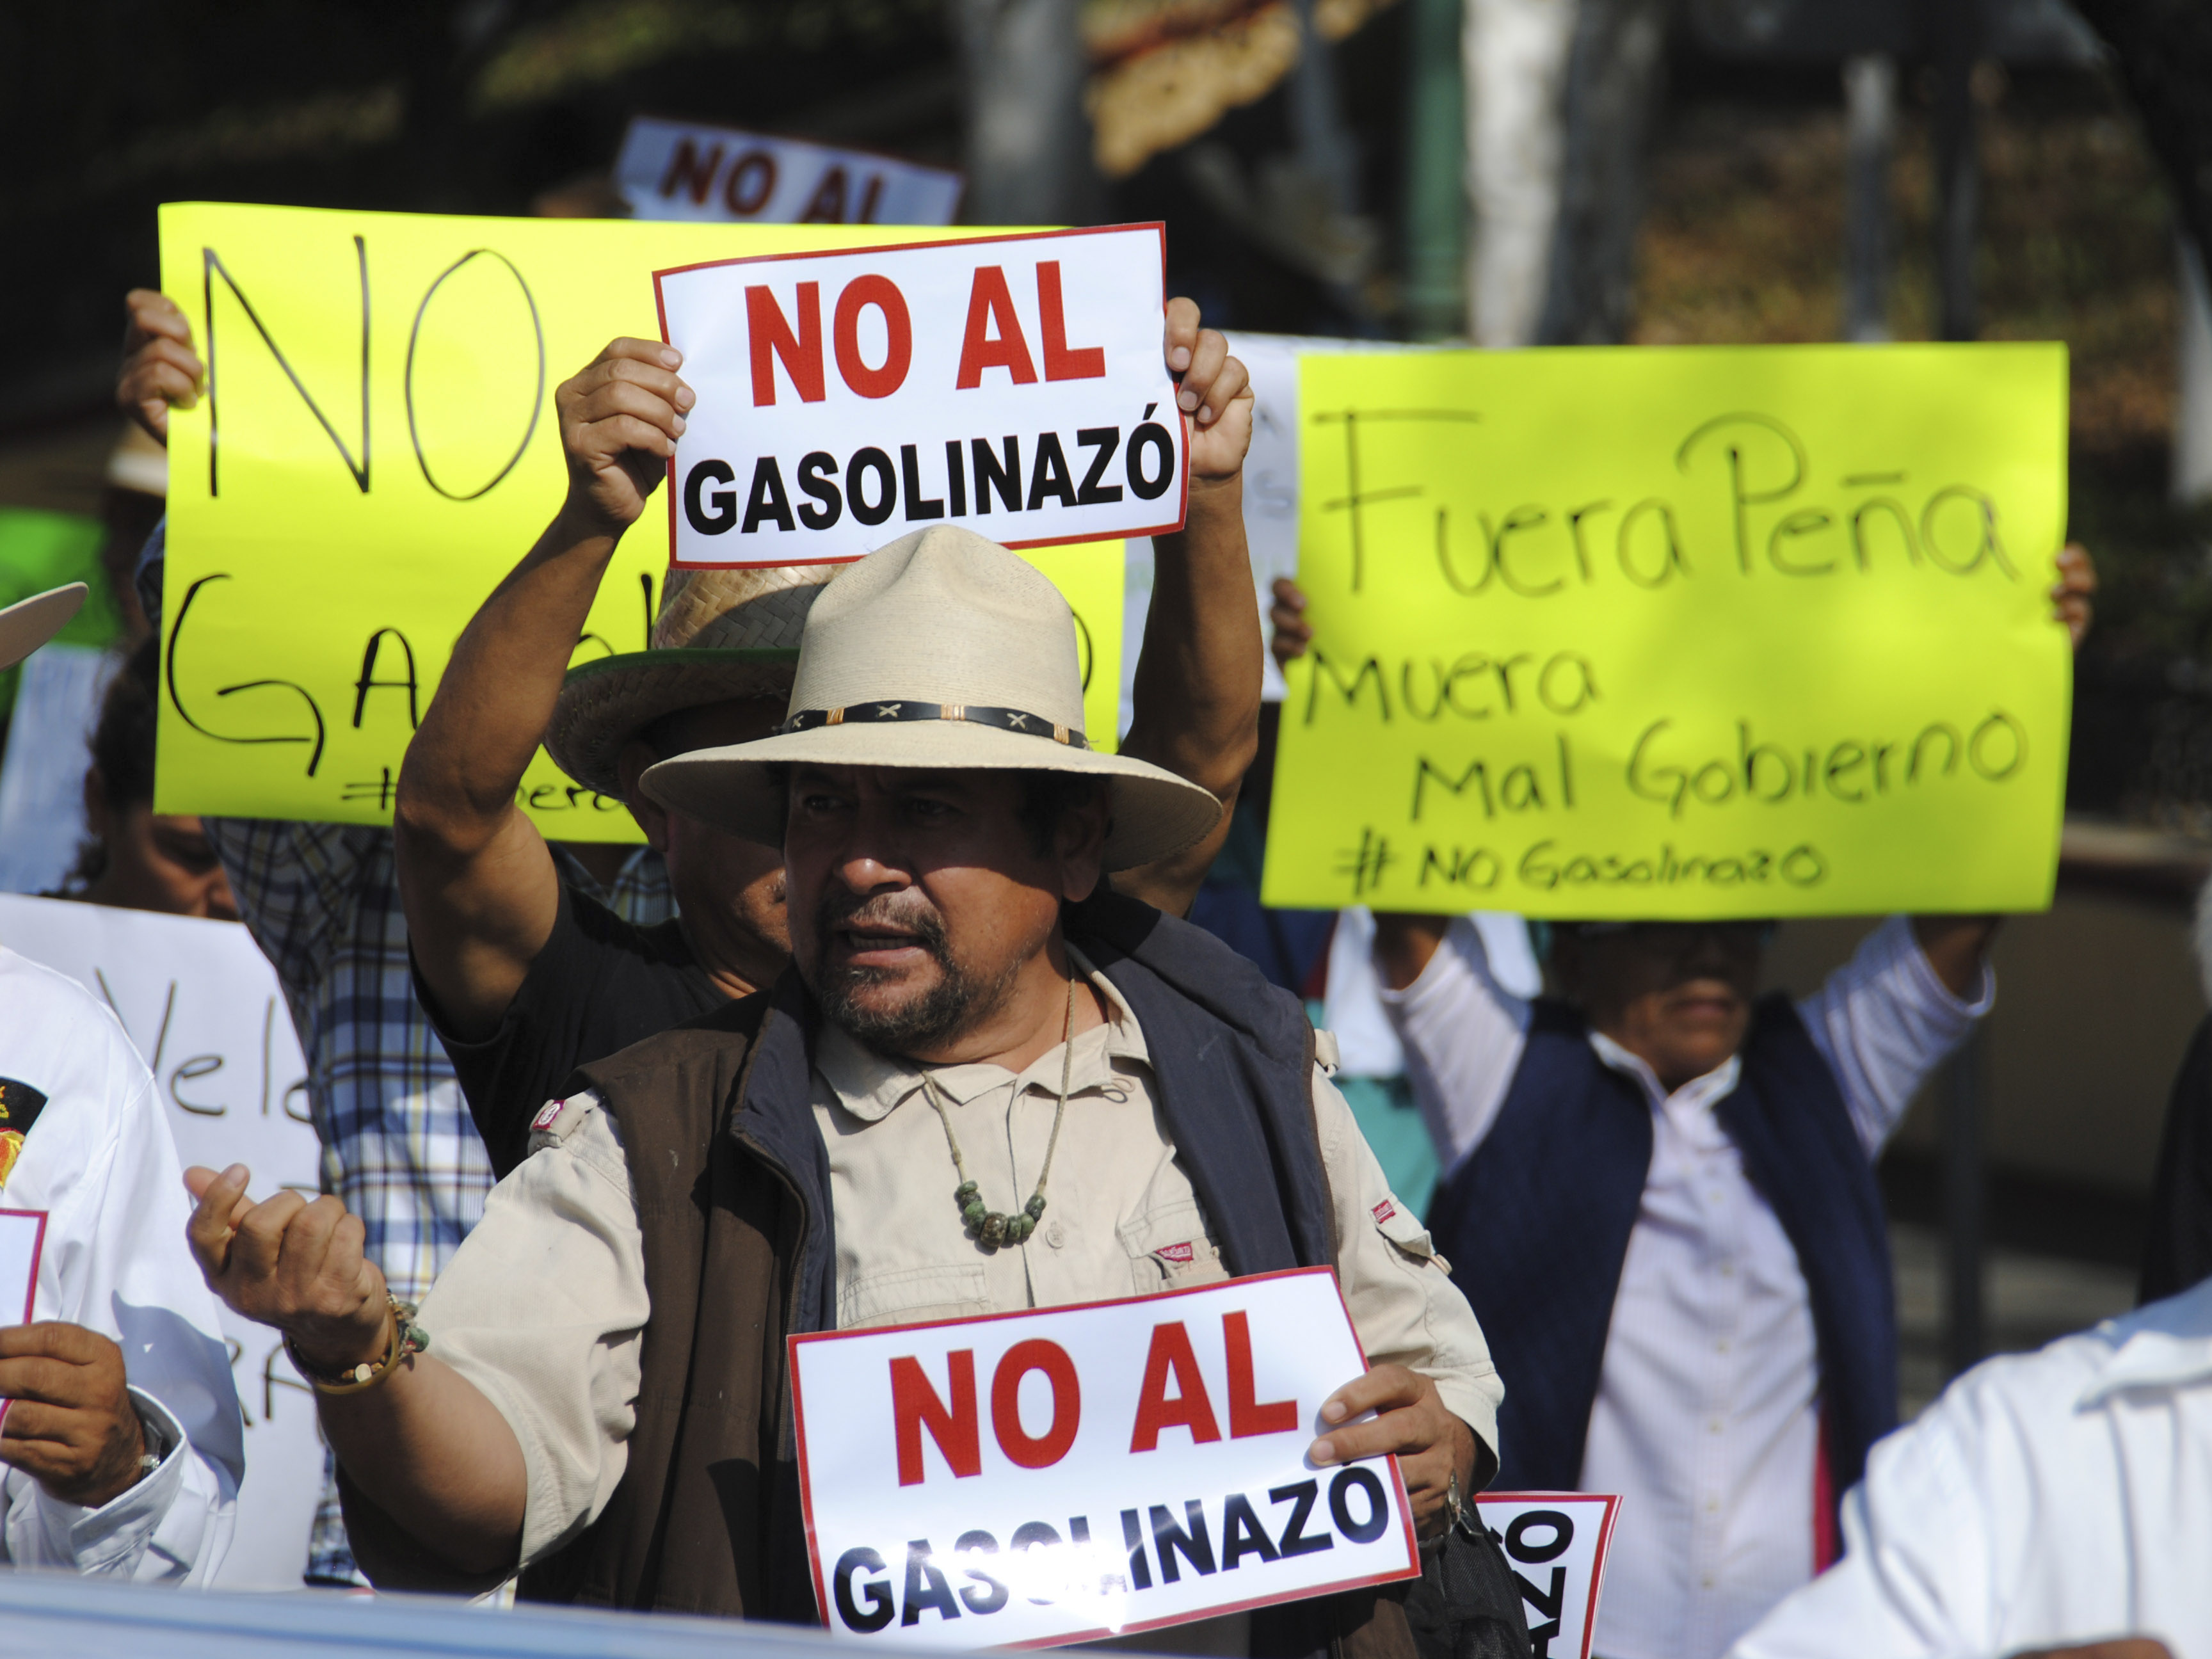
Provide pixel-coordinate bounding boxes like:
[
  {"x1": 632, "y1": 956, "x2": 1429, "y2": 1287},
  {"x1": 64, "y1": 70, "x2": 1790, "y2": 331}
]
[
  {"x1": 393, "y1": 341, "x2": 691, "y2": 1041},
  {"x1": 1112, "y1": 301, "x2": 1261, "y2": 917}
]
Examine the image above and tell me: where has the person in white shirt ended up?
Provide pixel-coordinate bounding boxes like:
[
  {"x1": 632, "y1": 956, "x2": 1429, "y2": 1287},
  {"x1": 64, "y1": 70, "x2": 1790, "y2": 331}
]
[
  {"x1": 1730, "y1": 1279, "x2": 2212, "y2": 1659},
  {"x1": 0, "y1": 582, "x2": 244, "y2": 1582}
]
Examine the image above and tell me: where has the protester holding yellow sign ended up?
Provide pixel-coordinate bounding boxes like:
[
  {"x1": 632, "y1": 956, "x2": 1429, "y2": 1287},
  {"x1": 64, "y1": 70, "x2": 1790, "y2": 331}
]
[{"x1": 1264, "y1": 328, "x2": 2094, "y2": 1659}]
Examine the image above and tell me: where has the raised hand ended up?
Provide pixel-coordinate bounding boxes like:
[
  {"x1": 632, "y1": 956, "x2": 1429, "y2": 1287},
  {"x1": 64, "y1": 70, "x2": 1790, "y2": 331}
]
[
  {"x1": 1164, "y1": 298, "x2": 1253, "y2": 490},
  {"x1": 2052, "y1": 541, "x2": 2096, "y2": 653},
  {"x1": 117, "y1": 289, "x2": 205, "y2": 445},
  {"x1": 554, "y1": 339, "x2": 696, "y2": 539},
  {"x1": 1308, "y1": 1361, "x2": 1479, "y2": 1536},
  {"x1": 184, "y1": 1164, "x2": 389, "y2": 1377},
  {"x1": 0, "y1": 1323, "x2": 148, "y2": 1509}
]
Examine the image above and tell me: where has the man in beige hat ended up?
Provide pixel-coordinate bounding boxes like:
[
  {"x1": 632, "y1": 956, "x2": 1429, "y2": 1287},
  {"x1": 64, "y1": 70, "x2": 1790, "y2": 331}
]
[
  {"x1": 394, "y1": 303, "x2": 1267, "y2": 1178},
  {"x1": 187, "y1": 525, "x2": 1503, "y2": 1651}
]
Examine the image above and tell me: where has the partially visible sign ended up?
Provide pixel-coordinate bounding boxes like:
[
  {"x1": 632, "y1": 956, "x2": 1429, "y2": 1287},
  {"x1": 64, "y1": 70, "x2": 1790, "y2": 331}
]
[
  {"x1": 656, "y1": 225, "x2": 1187, "y2": 566},
  {"x1": 617, "y1": 116, "x2": 963, "y2": 227},
  {"x1": 1263, "y1": 343, "x2": 2071, "y2": 918},
  {"x1": 154, "y1": 204, "x2": 1124, "y2": 833},
  {"x1": 0, "y1": 895, "x2": 321, "y2": 1591},
  {"x1": 789, "y1": 1268, "x2": 1417, "y2": 1649},
  {"x1": 1472, "y1": 1494, "x2": 1620, "y2": 1659}
]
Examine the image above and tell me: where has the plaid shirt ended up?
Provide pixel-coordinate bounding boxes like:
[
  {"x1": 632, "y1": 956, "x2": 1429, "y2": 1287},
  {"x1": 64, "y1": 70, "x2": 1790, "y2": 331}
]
[{"x1": 205, "y1": 817, "x2": 670, "y2": 1585}]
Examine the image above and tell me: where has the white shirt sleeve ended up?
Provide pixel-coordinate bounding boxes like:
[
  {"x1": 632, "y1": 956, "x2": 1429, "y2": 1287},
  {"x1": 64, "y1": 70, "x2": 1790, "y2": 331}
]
[
  {"x1": 1795, "y1": 916, "x2": 1993, "y2": 1158},
  {"x1": 1, "y1": 1025, "x2": 244, "y2": 1583},
  {"x1": 1313, "y1": 1066, "x2": 1504, "y2": 1465},
  {"x1": 1375, "y1": 916, "x2": 1533, "y2": 1178},
  {"x1": 415, "y1": 1093, "x2": 648, "y2": 1568}
]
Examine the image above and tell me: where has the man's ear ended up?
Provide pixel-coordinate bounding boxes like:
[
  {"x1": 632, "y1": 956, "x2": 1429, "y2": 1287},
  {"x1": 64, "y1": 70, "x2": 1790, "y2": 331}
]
[
  {"x1": 1055, "y1": 780, "x2": 1112, "y2": 902},
  {"x1": 614, "y1": 739, "x2": 671, "y2": 854}
]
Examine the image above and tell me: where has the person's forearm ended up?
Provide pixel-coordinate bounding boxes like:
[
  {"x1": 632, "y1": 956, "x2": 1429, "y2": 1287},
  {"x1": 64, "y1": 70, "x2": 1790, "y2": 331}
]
[
  {"x1": 317, "y1": 1355, "x2": 528, "y2": 1578},
  {"x1": 397, "y1": 507, "x2": 621, "y2": 846},
  {"x1": 1114, "y1": 479, "x2": 1262, "y2": 913}
]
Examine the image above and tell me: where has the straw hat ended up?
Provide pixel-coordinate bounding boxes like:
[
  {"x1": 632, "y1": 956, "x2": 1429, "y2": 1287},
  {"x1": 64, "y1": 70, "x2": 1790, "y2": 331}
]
[
  {"x1": 544, "y1": 563, "x2": 838, "y2": 796},
  {"x1": 0, "y1": 583, "x2": 86, "y2": 673},
  {"x1": 641, "y1": 527, "x2": 1222, "y2": 871}
]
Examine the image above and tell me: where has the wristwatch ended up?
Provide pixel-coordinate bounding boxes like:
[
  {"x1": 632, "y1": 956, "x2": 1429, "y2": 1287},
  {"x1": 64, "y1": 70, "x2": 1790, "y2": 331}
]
[{"x1": 132, "y1": 1401, "x2": 170, "y2": 1480}]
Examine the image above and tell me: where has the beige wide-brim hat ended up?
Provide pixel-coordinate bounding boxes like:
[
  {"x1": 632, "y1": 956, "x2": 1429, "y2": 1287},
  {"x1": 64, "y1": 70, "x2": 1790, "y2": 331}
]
[
  {"x1": 544, "y1": 564, "x2": 839, "y2": 796},
  {"x1": 0, "y1": 584, "x2": 85, "y2": 673},
  {"x1": 642, "y1": 526, "x2": 1222, "y2": 872}
]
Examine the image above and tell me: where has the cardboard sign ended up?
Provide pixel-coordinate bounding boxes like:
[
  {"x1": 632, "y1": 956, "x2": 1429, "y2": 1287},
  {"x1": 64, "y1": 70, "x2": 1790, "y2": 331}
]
[
  {"x1": 617, "y1": 116, "x2": 963, "y2": 227},
  {"x1": 655, "y1": 225, "x2": 1187, "y2": 567},
  {"x1": 1262, "y1": 344, "x2": 2071, "y2": 918},
  {"x1": 0, "y1": 894, "x2": 323, "y2": 1591},
  {"x1": 154, "y1": 204, "x2": 1124, "y2": 835},
  {"x1": 789, "y1": 1268, "x2": 1417, "y2": 1649},
  {"x1": 1473, "y1": 1494, "x2": 1620, "y2": 1659}
]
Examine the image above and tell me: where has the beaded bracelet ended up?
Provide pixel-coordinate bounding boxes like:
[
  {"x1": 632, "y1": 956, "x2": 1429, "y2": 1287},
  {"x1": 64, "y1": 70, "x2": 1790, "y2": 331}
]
[{"x1": 285, "y1": 1295, "x2": 429, "y2": 1396}]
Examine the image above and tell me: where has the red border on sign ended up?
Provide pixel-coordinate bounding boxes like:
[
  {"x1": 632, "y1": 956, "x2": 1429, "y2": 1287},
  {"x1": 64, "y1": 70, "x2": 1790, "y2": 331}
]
[
  {"x1": 787, "y1": 1263, "x2": 1420, "y2": 1646},
  {"x1": 1472, "y1": 1492, "x2": 1623, "y2": 1659},
  {"x1": 650, "y1": 223, "x2": 1190, "y2": 570},
  {"x1": 0, "y1": 1210, "x2": 49, "y2": 1432}
]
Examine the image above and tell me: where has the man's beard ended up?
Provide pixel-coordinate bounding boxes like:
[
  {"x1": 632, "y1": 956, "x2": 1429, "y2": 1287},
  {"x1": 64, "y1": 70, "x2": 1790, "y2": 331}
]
[{"x1": 805, "y1": 894, "x2": 1022, "y2": 1054}]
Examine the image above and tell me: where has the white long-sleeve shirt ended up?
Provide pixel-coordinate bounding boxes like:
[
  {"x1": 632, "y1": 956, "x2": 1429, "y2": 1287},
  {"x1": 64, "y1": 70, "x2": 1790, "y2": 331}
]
[
  {"x1": 1381, "y1": 917, "x2": 1989, "y2": 1659},
  {"x1": 1731, "y1": 1278, "x2": 2212, "y2": 1659},
  {"x1": 0, "y1": 947, "x2": 243, "y2": 1582}
]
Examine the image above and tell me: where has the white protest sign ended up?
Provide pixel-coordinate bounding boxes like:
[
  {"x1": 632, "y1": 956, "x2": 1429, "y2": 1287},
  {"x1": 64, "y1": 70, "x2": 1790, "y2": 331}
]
[
  {"x1": 1472, "y1": 1493, "x2": 1621, "y2": 1659},
  {"x1": 618, "y1": 115, "x2": 963, "y2": 227},
  {"x1": 0, "y1": 895, "x2": 322, "y2": 1591},
  {"x1": 790, "y1": 1267, "x2": 1416, "y2": 1649},
  {"x1": 655, "y1": 224, "x2": 1187, "y2": 567}
]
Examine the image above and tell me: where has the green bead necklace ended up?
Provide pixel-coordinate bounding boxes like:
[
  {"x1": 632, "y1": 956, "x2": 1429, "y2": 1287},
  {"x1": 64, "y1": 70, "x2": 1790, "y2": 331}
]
[{"x1": 920, "y1": 976, "x2": 1077, "y2": 1251}]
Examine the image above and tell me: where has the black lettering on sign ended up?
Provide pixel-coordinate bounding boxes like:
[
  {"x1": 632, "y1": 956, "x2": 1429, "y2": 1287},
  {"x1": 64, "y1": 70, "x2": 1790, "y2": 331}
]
[
  {"x1": 1029, "y1": 433, "x2": 1077, "y2": 509},
  {"x1": 834, "y1": 1546, "x2": 895, "y2": 1632},
  {"x1": 1221, "y1": 1492, "x2": 1281, "y2": 1568},
  {"x1": 1269, "y1": 1479, "x2": 1335, "y2": 1557},
  {"x1": 404, "y1": 248, "x2": 545, "y2": 501},
  {"x1": 353, "y1": 629, "x2": 420, "y2": 730},
  {"x1": 797, "y1": 451, "x2": 842, "y2": 529},
  {"x1": 1503, "y1": 1510, "x2": 1574, "y2": 1659},
  {"x1": 684, "y1": 460, "x2": 737, "y2": 534},
  {"x1": 166, "y1": 574, "x2": 328, "y2": 776},
  {"x1": 902, "y1": 444, "x2": 945, "y2": 520},
  {"x1": 203, "y1": 237, "x2": 370, "y2": 498},
  {"x1": 848, "y1": 448, "x2": 897, "y2": 526},
  {"x1": 1676, "y1": 412, "x2": 1807, "y2": 576},
  {"x1": 1327, "y1": 1466, "x2": 1391, "y2": 1544},
  {"x1": 900, "y1": 1539, "x2": 961, "y2": 1626},
  {"x1": 953, "y1": 1530, "x2": 1009, "y2": 1614},
  {"x1": 972, "y1": 436, "x2": 1022, "y2": 513},
  {"x1": 1009, "y1": 1520, "x2": 1062, "y2": 1605},
  {"x1": 1149, "y1": 1500, "x2": 1217, "y2": 1583},
  {"x1": 743, "y1": 457, "x2": 796, "y2": 533},
  {"x1": 1075, "y1": 428, "x2": 1124, "y2": 504},
  {"x1": 1120, "y1": 1508, "x2": 1155, "y2": 1591},
  {"x1": 1126, "y1": 421, "x2": 1175, "y2": 501}
]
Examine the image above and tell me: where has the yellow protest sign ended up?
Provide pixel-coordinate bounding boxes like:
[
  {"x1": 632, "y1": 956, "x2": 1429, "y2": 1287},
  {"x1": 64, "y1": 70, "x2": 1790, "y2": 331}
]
[
  {"x1": 1262, "y1": 344, "x2": 2070, "y2": 918},
  {"x1": 154, "y1": 203, "x2": 1123, "y2": 840}
]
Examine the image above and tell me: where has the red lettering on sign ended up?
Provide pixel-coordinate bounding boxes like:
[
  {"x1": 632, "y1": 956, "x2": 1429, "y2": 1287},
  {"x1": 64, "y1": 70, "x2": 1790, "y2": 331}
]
[
  {"x1": 1037, "y1": 262, "x2": 1105, "y2": 381},
  {"x1": 747, "y1": 283, "x2": 824, "y2": 406},
  {"x1": 1130, "y1": 1320, "x2": 1223, "y2": 1452},
  {"x1": 834, "y1": 275, "x2": 913, "y2": 399},
  {"x1": 856, "y1": 174, "x2": 885, "y2": 224},
  {"x1": 724, "y1": 149, "x2": 777, "y2": 216},
  {"x1": 956, "y1": 266, "x2": 1038, "y2": 389},
  {"x1": 992, "y1": 1339, "x2": 1082, "y2": 1468},
  {"x1": 890, "y1": 1350, "x2": 981, "y2": 1486},
  {"x1": 658, "y1": 136, "x2": 723, "y2": 204},
  {"x1": 1224, "y1": 1309, "x2": 1299, "y2": 1438},
  {"x1": 801, "y1": 164, "x2": 850, "y2": 223}
]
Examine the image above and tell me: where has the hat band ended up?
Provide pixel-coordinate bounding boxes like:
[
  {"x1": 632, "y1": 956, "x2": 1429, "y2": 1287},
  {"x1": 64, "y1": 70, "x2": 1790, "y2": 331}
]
[{"x1": 777, "y1": 700, "x2": 1090, "y2": 750}]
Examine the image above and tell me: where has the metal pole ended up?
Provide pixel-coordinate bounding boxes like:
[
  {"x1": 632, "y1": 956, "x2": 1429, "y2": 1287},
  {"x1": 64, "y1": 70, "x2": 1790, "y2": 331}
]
[
  {"x1": 1403, "y1": 0, "x2": 1469, "y2": 339},
  {"x1": 1841, "y1": 54, "x2": 1896, "y2": 342},
  {"x1": 1944, "y1": 1025, "x2": 1987, "y2": 1377},
  {"x1": 1931, "y1": 0, "x2": 1982, "y2": 342}
]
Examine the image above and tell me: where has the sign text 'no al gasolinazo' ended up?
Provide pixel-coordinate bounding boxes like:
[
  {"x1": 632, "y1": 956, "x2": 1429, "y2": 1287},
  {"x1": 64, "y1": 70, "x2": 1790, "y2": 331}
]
[
  {"x1": 789, "y1": 1269, "x2": 1418, "y2": 1649},
  {"x1": 655, "y1": 224, "x2": 1188, "y2": 567}
]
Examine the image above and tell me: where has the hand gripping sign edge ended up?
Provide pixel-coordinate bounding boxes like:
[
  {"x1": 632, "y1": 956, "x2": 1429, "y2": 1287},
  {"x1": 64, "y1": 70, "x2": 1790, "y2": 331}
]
[
  {"x1": 651, "y1": 223, "x2": 1189, "y2": 569},
  {"x1": 786, "y1": 1265, "x2": 1420, "y2": 1648}
]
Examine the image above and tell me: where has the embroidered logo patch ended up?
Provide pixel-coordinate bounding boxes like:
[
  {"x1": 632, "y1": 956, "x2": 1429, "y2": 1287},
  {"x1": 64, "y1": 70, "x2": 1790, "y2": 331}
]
[
  {"x1": 531, "y1": 1098, "x2": 568, "y2": 1133},
  {"x1": 1372, "y1": 1199, "x2": 1399, "y2": 1224},
  {"x1": 1155, "y1": 1242, "x2": 1196, "y2": 1265}
]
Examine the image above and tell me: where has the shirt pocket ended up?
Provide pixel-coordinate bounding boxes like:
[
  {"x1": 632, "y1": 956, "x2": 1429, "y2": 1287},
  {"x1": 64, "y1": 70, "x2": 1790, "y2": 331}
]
[
  {"x1": 1369, "y1": 1195, "x2": 1450, "y2": 1274},
  {"x1": 1119, "y1": 1198, "x2": 1230, "y2": 1294},
  {"x1": 837, "y1": 1264, "x2": 991, "y2": 1331}
]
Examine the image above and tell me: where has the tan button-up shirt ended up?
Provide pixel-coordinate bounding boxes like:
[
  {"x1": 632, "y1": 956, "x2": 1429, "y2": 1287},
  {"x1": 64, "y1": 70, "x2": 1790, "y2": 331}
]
[{"x1": 419, "y1": 955, "x2": 1503, "y2": 1569}]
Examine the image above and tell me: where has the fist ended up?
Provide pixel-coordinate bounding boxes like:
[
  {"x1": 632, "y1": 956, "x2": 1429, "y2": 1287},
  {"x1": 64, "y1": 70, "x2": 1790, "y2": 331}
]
[
  {"x1": 555, "y1": 338, "x2": 695, "y2": 537},
  {"x1": 1164, "y1": 297, "x2": 1252, "y2": 490},
  {"x1": 185, "y1": 1164, "x2": 389, "y2": 1376},
  {"x1": 0, "y1": 1322, "x2": 149, "y2": 1510}
]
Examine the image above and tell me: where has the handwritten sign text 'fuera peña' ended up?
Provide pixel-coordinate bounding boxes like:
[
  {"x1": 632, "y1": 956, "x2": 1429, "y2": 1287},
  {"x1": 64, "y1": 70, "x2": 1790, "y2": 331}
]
[
  {"x1": 655, "y1": 225, "x2": 1188, "y2": 567},
  {"x1": 1262, "y1": 344, "x2": 2071, "y2": 919},
  {"x1": 789, "y1": 1269, "x2": 1418, "y2": 1649},
  {"x1": 154, "y1": 204, "x2": 1125, "y2": 837}
]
